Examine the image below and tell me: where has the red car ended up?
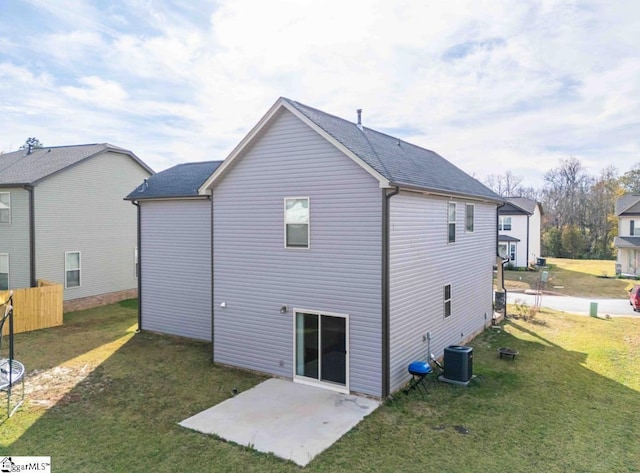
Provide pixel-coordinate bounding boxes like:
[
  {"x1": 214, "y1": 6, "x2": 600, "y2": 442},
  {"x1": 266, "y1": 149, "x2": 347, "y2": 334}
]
[{"x1": 630, "y1": 285, "x2": 640, "y2": 311}]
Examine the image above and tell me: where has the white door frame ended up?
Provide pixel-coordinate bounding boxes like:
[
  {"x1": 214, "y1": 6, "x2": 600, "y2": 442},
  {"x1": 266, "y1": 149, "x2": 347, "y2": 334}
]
[{"x1": 292, "y1": 308, "x2": 349, "y2": 394}]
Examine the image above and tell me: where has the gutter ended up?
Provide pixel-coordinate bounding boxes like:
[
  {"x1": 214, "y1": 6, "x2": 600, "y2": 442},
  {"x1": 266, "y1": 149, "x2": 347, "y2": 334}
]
[
  {"x1": 388, "y1": 181, "x2": 503, "y2": 204},
  {"x1": 131, "y1": 200, "x2": 142, "y2": 332},
  {"x1": 526, "y1": 214, "x2": 530, "y2": 268},
  {"x1": 23, "y1": 185, "x2": 36, "y2": 287},
  {"x1": 209, "y1": 193, "x2": 214, "y2": 361},
  {"x1": 381, "y1": 186, "x2": 400, "y2": 398}
]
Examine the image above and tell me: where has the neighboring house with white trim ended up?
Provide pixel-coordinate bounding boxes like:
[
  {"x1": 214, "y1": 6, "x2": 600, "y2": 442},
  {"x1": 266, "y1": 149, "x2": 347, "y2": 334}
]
[
  {"x1": 614, "y1": 194, "x2": 640, "y2": 276},
  {"x1": 498, "y1": 197, "x2": 543, "y2": 268},
  {"x1": 0, "y1": 144, "x2": 153, "y2": 308},
  {"x1": 129, "y1": 97, "x2": 503, "y2": 398}
]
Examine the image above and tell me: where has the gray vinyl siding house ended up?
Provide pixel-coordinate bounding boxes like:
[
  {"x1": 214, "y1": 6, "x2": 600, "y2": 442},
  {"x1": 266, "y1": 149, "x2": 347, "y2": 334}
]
[
  {"x1": 209, "y1": 110, "x2": 384, "y2": 396},
  {"x1": 614, "y1": 194, "x2": 640, "y2": 276},
  {"x1": 0, "y1": 144, "x2": 153, "y2": 303},
  {"x1": 126, "y1": 161, "x2": 222, "y2": 340},
  {"x1": 1, "y1": 187, "x2": 30, "y2": 289},
  {"x1": 131, "y1": 98, "x2": 503, "y2": 398}
]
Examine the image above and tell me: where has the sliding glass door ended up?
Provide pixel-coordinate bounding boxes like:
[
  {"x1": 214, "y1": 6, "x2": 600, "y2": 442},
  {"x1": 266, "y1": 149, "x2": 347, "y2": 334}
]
[{"x1": 294, "y1": 310, "x2": 348, "y2": 392}]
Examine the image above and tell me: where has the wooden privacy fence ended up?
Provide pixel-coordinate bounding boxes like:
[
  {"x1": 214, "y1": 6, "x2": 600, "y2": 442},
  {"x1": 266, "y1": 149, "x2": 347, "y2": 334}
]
[{"x1": 1, "y1": 280, "x2": 63, "y2": 335}]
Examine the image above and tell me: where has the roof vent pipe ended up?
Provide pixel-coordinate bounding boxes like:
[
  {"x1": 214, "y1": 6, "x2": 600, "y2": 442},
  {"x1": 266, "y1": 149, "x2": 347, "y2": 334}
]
[{"x1": 356, "y1": 109, "x2": 363, "y2": 131}]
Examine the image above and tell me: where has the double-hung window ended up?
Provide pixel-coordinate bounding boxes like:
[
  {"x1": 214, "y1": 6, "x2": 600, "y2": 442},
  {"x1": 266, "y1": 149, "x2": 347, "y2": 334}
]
[
  {"x1": 465, "y1": 203, "x2": 474, "y2": 232},
  {"x1": 448, "y1": 202, "x2": 456, "y2": 243},
  {"x1": 444, "y1": 284, "x2": 452, "y2": 318},
  {"x1": 0, "y1": 254, "x2": 8, "y2": 290},
  {"x1": 499, "y1": 216, "x2": 512, "y2": 231},
  {"x1": 0, "y1": 192, "x2": 10, "y2": 224},
  {"x1": 285, "y1": 198, "x2": 310, "y2": 248},
  {"x1": 65, "y1": 251, "x2": 81, "y2": 288}
]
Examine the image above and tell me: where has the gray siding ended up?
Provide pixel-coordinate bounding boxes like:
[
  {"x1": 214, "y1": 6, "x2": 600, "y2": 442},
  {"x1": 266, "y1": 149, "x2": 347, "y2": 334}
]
[
  {"x1": 0, "y1": 187, "x2": 31, "y2": 288},
  {"x1": 388, "y1": 192, "x2": 495, "y2": 393},
  {"x1": 139, "y1": 199, "x2": 212, "y2": 340},
  {"x1": 213, "y1": 109, "x2": 383, "y2": 396},
  {"x1": 34, "y1": 151, "x2": 151, "y2": 301}
]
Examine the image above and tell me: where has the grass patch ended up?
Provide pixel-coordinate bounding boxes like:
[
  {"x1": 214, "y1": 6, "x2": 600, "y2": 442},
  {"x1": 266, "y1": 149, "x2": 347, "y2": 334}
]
[
  {"x1": 2, "y1": 302, "x2": 639, "y2": 472},
  {"x1": 502, "y1": 257, "x2": 636, "y2": 298},
  {"x1": 117, "y1": 298, "x2": 138, "y2": 310}
]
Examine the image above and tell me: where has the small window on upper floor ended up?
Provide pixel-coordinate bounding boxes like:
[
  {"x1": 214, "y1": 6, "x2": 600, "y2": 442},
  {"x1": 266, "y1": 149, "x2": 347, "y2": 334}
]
[
  {"x1": 465, "y1": 203, "x2": 474, "y2": 232},
  {"x1": 285, "y1": 198, "x2": 309, "y2": 248},
  {"x1": 65, "y1": 251, "x2": 81, "y2": 289},
  {"x1": 448, "y1": 202, "x2": 456, "y2": 243},
  {"x1": 0, "y1": 192, "x2": 10, "y2": 224},
  {"x1": 499, "y1": 216, "x2": 512, "y2": 231},
  {"x1": 631, "y1": 220, "x2": 638, "y2": 236},
  {"x1": 0, "y1": 254, "x2": 9, "y2": 291},
  {"x1": 444, "y1": 284, "x2": 452, "y2": 318}
]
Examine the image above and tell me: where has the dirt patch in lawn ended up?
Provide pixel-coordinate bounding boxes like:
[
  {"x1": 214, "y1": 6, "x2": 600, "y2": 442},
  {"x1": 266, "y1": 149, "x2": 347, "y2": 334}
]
[{"x1": 25, "y1": 363, "x2": 111, "y2": 408}]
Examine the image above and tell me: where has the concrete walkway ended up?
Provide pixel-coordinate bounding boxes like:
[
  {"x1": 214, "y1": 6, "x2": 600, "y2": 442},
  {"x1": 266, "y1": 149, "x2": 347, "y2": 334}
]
[
  {"x1": 506, "y1": 292, "x2": 639, "y2": 317},
  {"x1": 179, "y1": 378, "x2": 380, "y2": 467}
]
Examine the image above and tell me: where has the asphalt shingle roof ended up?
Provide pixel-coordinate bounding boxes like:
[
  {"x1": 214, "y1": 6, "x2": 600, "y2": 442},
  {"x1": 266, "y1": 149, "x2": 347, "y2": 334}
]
[
  {"x1": 498, "y1": 234, "x2": 521, "y2": 242},
  {"x1": 283, "y1": 98, "x2": 502, "y2": 201},
  {"x1": 505, "y1": 197, "x2": 538, "y2": 215},
  {"x1": 126, "y1": 161, "x2": 223, "y2": 200},
  {"x1": 0, "y1": 143, "x2": 151, "y2": 186},
  {"x1": 615, "y1": 195, "x2": 640, "y2": 216},
  {"x1": 614, "y1": 236, "x2": 640, "y2": 248}
]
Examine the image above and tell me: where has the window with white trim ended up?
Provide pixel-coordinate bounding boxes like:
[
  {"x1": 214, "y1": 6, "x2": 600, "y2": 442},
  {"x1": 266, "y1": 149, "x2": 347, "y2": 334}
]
[
  {"x1": 0, "y1": 254, "x2": 8, "y2": 290},
  {"x1": 499, "y1": 216, "x2": 512, "y2": 231},
  {"x1": 0, "y1": 192, "x2": 10, "y2": 224},
  {"x1": 448, "y1": 202, "x2": 456, "y2": 243},
  {"x1": 285, "y1": 198, "x2": 309, "y2": 248},
  {"x1": 134, "y1": 247, "x2": 139, "y2": 278},
  {"x1": 444, "y1": 284, "x2": 452, "y2": 318},
  {"x1": 465, "y1": 203, "x2": 474, "y2": 232},
  {"x1": 65, "y1": 251, "x2": 81, "y2": 288}
]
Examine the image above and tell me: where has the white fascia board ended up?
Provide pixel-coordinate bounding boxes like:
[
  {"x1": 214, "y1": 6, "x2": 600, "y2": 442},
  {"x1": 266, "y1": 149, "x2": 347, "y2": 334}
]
[
  {"x1": 198, "y1": 98, "x2": 391, "y2": 194},
  {"x1": 279, "y1": 101, "x2": 390, "y2": 188}
]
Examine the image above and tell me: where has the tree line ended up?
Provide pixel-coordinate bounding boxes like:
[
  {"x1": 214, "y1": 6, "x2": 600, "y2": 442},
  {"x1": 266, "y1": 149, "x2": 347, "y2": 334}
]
[{"x1": 484, "y1": 157, "x2": 640, "y2": 260}]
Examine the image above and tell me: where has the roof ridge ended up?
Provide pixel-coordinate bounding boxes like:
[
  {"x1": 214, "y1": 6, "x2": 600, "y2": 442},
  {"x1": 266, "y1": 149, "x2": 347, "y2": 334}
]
[
  {"x1": 177, "y1": 160, "x2": 224, "y2": 166},
  {"x1": 283, "y1": 98, "x2": 394, "y2": 179},
  {"x1": 279, "y1": 97, "x2": 501, "y2": 202}
]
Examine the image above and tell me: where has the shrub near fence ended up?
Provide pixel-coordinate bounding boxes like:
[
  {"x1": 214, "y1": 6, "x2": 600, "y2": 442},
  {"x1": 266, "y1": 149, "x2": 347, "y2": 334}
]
[{"x1": 0, "y1": 280, "x2": 63, "y2": 335}]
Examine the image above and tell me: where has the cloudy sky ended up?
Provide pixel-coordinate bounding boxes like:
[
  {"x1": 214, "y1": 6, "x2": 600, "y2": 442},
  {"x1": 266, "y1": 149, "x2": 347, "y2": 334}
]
[{"x1": 1, "y1": 0, "x2": 639, "y2": 187}]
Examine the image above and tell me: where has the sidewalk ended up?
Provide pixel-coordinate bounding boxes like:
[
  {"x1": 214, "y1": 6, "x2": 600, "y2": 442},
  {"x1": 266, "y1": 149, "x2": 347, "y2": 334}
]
[{"x1": 506, "y1": 291, "x2": 638, "y2": 317}]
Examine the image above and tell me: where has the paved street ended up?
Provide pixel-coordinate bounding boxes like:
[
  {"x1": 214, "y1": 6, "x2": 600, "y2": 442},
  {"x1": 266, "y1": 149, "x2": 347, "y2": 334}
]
[{"x1": 506, "y1": 291, "x2": 639, "y2": 317}]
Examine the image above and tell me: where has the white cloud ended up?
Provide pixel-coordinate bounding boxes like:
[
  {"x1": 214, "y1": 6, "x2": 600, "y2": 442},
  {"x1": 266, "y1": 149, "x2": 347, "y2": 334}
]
[
  {"x1": 61, "y1": 76, "x2": 129, "y2": 107},
  {"x1": 0, "y1": 0, "x2": 639, "y2": 186}
]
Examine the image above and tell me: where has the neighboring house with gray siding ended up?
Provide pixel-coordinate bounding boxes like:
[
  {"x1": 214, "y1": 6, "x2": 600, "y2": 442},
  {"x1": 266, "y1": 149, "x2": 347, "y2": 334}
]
[
  {"x1": 614, "y1": 194, "x2": 640, "y2": 276},
  {"x1": 498, "y1": 197, "x2": 543, "y2": 268},
  {"x1": 125, "y1": 161, "x2": 222, "y2": 340},
  {"x1": 0, "y1": 144, "x2": 153, "y2": 306},
  {"x1": 200, "y1": 98, "x2": 503, "y2": 398}
]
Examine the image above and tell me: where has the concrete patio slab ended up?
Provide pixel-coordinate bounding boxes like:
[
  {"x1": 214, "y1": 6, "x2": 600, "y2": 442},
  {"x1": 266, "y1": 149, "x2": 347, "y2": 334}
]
[{"x1": 179, "y1": 378, "x2": 380, "y2": 467}]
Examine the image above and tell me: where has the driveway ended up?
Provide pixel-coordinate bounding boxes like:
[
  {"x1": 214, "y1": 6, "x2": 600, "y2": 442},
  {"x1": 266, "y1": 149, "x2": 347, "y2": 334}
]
[{"x1": 506, "y1": 291, "x2": 639, "y2": 317}]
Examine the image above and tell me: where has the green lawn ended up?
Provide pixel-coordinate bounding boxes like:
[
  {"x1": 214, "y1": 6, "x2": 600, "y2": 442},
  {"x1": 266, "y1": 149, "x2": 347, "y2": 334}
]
[
  {"x1": 503, "y1": 257, "x2": 636, "y2": 298},
  {"x1": 1, "y1": 301, "x2": 639, "y2": 472}
]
